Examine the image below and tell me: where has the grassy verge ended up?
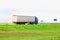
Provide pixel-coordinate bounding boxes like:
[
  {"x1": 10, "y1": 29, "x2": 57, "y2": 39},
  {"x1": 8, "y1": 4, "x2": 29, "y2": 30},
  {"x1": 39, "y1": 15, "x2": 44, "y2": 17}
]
[
  {"x1": 0, "y1": 24, "x2": 60, "y2": 32},
  {"x1": 0, "y1": 24, "x2": 60, "y2": 40}
]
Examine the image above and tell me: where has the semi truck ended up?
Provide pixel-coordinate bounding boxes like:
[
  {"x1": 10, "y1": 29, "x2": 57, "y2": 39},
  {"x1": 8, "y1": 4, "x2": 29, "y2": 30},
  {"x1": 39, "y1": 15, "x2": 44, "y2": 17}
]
[{"x1": 12, "y1": 15, "x2": 38, "y2": 24}]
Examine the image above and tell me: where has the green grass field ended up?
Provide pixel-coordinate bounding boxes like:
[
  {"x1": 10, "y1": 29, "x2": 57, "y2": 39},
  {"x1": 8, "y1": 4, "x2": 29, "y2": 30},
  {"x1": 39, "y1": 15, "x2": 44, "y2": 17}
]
[{"x1": 0, "y1": 24, "x2": 60, "y2": 40}]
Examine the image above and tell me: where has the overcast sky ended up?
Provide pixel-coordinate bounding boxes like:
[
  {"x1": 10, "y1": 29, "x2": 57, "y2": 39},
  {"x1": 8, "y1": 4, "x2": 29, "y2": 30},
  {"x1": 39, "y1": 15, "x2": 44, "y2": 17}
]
[{"x1": 0, "y1": 0, "x2": 60, "y2": 23}]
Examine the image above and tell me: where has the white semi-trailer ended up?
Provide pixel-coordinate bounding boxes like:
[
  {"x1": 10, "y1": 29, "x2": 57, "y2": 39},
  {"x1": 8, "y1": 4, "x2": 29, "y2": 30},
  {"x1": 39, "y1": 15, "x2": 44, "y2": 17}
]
[{"x1": 12, "y1": 15, "x2": 38, "y2": 24}]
